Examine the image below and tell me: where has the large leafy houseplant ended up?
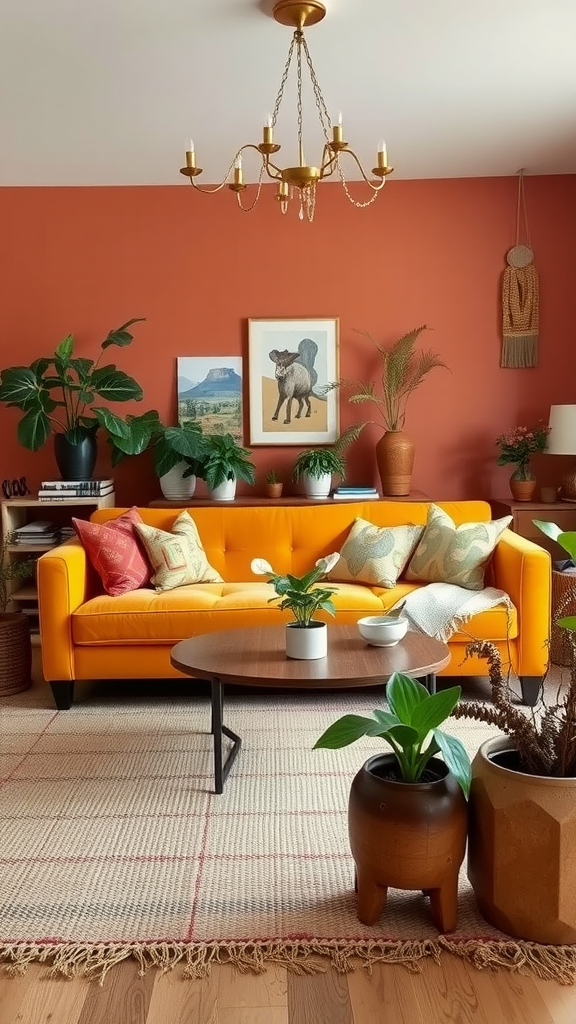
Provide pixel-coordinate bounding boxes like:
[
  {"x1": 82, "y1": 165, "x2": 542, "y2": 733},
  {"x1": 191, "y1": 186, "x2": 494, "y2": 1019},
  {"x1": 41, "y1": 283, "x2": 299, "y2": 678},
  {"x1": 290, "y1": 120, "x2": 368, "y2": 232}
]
[
  {"x1": 0, "y1": 318, "x2": 147, "y2": 452},
  {"x1": 251, "y1": 553, "x2": 340, "y2": 627},
  {"x1": 314, "y1": 672, "x2": 471, "y2": 797}
]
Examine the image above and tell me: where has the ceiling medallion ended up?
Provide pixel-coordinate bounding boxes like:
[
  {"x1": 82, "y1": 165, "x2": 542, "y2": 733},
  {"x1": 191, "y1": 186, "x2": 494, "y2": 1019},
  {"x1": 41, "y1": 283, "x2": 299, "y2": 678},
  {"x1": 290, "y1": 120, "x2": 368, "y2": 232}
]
[{"x1": 179, "y1": 0, "x2": 393, "y2": 222}]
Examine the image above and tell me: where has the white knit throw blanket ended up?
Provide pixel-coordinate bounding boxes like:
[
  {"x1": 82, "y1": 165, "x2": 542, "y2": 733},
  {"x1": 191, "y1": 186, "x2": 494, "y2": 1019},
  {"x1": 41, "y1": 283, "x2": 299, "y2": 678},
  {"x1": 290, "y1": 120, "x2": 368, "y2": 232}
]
[{"x1": 391, "y1": 583, "x2": 512, "y2": 642}]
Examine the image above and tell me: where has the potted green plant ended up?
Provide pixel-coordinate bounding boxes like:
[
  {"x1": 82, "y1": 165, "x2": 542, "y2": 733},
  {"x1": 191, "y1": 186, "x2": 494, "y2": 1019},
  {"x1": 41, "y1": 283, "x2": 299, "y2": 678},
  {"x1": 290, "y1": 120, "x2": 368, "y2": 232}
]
[
  {"x1": 292, "y1": 446, "x2": 346, "y2": 499},
  {"x1": 264, "y1": 469, "x2": 283, "y2": 499},
  {"x1": 251, "y1": 552, "x2": 340, "y2": 659},
  {"x1": 533, "y1": 519, "x2": 576, "y2": 665},
  {"x1": 324, "y1": 325, "x2": 447, "y2": 496},
  {"x1": 202, "y1": 433, "x2": 256, "y2": 501},
  {"x1": 314, "y1": 672, "x2": 470, "y2": 930},
  {"x1": 453, "y1": 637, "x2": 576, "y2": 943},
  {"x1": 141, "y1": 417, "x2": 207, "y2": 501},
  {"x1": 495, "y1": 422, "x2": 551, "y2": 501},
  {"x1": 0, "y1": 318, "x2": 147, "y2": 480},
  {"x1": 0, "y1": 535, "x2": 38, "y2": 696}
]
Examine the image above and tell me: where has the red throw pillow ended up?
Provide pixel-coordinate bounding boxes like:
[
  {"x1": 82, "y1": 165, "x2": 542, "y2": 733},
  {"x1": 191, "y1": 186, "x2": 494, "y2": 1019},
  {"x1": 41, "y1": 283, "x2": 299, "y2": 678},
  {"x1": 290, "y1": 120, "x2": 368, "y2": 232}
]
[{"x1": 72, "y1": 507, "x2": 152, "y2": 596}]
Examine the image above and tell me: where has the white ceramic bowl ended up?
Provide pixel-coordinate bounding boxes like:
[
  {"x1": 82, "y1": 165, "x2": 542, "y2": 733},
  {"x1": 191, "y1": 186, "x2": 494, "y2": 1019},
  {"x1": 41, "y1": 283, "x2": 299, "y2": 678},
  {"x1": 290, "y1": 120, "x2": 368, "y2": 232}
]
[{"x1": 357, "y1": 615, "x2": 408, "y2": 647}]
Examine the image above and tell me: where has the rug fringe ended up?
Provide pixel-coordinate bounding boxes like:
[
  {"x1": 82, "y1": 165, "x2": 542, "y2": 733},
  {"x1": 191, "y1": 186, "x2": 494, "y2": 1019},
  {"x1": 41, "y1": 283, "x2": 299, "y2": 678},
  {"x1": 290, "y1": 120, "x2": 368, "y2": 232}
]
[{"x1": 2, "y1": 938, "x2": 576, "y2": 985}]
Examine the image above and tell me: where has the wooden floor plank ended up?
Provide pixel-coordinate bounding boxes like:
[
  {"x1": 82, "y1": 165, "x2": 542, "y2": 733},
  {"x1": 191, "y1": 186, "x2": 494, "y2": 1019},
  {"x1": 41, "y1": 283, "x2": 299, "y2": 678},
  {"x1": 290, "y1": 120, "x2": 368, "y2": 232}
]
[
  {"x1": 288, "y1": 969, "x2": 353, "y2": 1024},
  {"x1": 146, "y1": 967, "x2": 219, "y2": 1024},
  {"x1": 6, "y1": 970, "x2": 88, "y2": 1024},
  {"x1": 77, "y1": 959, "x2": 155, "y2": 1024},
  {"x1": 0, "y1": 972, "x2": 40, "y2": 1024},
  {"x1": 219, "y1": 1007, "x2": 288, "y2": 1024},
  {"x1": 217, "y1": 963, "x2": 288, "y2": 1008},
  {"x1": 347, "y1": 962, "x2": 426, "y2": 1024},
  {"x1": 533, "y1": 977, "x2": 576, "y2": 1024}
]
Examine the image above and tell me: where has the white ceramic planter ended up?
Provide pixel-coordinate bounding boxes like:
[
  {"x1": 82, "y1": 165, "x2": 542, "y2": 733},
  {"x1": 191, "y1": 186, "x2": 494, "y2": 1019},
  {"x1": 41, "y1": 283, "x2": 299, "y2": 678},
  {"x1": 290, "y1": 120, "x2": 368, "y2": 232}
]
[
  {"x1": 209, "y1": 478, "x2": 237, "y2": 501},
  {"x1": 285, "y1": 621, "x2": 327, "y2": 660},
  {"x1": 302, "y1": 472, "x2": 332, "y2": 500},
  {"x1": 159, "y1": 462, "x2": 196, "y2": 500}
]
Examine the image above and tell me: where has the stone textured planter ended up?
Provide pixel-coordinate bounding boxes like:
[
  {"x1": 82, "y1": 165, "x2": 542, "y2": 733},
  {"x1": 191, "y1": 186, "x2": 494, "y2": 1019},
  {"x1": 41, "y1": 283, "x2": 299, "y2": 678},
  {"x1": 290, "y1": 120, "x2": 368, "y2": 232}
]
[{"x1": 468, "y1": 735, "x2": 576, "y2": 943}]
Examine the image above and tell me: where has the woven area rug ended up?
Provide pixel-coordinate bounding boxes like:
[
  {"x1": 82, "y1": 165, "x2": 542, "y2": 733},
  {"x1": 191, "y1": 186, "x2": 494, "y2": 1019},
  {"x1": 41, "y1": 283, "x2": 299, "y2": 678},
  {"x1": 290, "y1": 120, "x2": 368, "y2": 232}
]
[{"x1": 2, "y1": 680, "x2": 576, "y2": 983}]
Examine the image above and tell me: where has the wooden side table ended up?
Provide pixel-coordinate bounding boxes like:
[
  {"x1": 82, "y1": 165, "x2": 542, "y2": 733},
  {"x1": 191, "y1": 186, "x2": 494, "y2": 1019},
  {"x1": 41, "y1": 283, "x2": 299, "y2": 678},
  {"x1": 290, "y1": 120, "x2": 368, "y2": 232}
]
[{"x1": 490, "y1": 498, "x2": 576, "y2": 560}]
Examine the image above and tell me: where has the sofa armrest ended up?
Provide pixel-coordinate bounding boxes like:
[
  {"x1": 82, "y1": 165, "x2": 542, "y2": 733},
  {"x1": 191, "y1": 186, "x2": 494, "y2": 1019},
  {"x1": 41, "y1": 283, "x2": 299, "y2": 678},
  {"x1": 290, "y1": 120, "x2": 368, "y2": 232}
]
[
  {"x1": 38, "y1": 540, "x2": 90, "y2": 682},
  {"x1": 492, "y1": 529, "x2": 551, "y2": 673}
]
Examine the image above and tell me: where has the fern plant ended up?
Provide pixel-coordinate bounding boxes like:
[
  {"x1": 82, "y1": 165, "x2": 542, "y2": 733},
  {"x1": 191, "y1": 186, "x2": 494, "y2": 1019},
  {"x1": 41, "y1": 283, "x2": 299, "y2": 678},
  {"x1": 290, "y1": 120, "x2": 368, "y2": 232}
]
[
  {"x1": 325, "y1": 325, "x2": 448, "y2": 436},
  {"x1": 0, "y1": 534, "x2": 37, "y2": 613}
]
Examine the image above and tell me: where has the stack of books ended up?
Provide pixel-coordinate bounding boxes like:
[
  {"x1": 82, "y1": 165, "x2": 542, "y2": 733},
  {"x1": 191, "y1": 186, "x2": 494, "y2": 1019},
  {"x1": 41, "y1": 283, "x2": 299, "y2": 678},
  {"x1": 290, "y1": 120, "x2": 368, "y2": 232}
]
[
  {"x1": 13, "y1": 520, "x2": 60, "y2": 548},
  {"x1": 332, "y1": 486, "x2": 380, "y2": 501},
  {"x1": 38, "y1": 478, "x2": 115, "y2": 501}
]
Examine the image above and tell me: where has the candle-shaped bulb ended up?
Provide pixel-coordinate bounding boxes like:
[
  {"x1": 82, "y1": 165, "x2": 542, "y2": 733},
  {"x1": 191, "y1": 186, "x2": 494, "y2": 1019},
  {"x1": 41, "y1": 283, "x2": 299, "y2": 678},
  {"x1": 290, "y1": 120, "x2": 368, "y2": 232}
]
[
  {"x1": 187, "y1": 138, "x2": 195, "y2": 153},
  {"x1": 267, "y1": 114, "x2": 273, "y2": 128},
  {"x1": 338, "y1": 111, "x2": 342, "y2": 125},
  {"x1": 235, "y1": 154, "x2": 242, "y2": 169}
]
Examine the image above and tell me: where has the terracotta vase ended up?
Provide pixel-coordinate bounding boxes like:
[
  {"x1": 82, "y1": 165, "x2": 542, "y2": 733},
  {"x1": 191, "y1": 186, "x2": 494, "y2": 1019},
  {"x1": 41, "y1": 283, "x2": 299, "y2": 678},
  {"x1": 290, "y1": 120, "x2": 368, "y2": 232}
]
[
  {"x1": 348, "y1": 754, "x2": 467, "y2": 932},
  {"x1": 375, "y1": 430, "x2": 415, "y2": 496},
  {"x1": 468, "y1": 736, "x2": 576, "y2": 943},
  {"x1": 509, "y1": 463, "x2": 536, "y2": 502}
]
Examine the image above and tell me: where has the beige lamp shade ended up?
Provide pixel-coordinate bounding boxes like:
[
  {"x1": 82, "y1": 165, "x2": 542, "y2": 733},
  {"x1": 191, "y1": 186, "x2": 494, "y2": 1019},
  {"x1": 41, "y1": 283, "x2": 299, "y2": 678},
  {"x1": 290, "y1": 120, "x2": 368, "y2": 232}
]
[{"x1": 547, "y1": 405, "x2": 576, "y2": 499}]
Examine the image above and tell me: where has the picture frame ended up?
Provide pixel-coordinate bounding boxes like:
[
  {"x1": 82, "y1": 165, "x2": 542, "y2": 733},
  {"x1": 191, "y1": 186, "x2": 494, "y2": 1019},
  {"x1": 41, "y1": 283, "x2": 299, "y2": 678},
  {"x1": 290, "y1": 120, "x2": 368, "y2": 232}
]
[
  {"x1": 248, "y1": 317, "x2": 340, "y2": 446},
  {"x1": 177, "y1": 356, "x2": 243, "y2": 442}
]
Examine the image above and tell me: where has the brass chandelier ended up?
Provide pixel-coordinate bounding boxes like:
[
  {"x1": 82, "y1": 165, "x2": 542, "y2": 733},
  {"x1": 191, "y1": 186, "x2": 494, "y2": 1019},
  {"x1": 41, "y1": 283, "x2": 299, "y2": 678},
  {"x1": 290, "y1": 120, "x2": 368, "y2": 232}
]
[{"x1": 179, "y1": 0, "x2": 393, "y2": 222}]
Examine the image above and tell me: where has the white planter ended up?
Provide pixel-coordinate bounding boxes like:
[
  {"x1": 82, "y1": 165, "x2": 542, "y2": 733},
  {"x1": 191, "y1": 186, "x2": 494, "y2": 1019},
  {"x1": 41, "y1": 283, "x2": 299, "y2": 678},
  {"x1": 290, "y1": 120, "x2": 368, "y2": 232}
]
[
  {"x1": 209, "y1": 478, "x2": 237, "y2": 501},
  {"x1": 159, "y1": 462, "x2": 196, "y2": 501},
  {"x1": 302, "y1": 472, "x2": 332, "y2": 500},
  {"x1": 285, "y1": 621, "x2": 327, "y2": 660}
]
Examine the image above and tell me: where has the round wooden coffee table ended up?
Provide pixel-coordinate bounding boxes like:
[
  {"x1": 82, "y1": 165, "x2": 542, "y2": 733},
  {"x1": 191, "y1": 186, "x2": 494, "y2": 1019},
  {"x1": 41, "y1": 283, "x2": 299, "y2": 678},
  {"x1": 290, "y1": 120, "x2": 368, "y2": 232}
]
[{"x1": 171, "y1": 624, "x2": 450, "y2": 792}]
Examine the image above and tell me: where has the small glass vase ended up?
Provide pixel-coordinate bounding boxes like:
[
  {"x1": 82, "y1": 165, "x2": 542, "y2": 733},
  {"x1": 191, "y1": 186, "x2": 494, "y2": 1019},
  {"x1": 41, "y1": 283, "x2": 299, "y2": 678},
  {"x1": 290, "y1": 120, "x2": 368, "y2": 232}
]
[{"x1": 509, "y1": 463, "x2": 536, "y2": 502}]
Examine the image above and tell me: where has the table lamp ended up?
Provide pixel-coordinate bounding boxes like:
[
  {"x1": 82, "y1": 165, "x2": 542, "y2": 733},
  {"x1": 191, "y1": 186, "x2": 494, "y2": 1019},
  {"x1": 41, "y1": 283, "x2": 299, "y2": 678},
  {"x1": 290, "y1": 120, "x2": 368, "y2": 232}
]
[{"x1": 547, "y1": 405, "x2": 576, "y2": 500}]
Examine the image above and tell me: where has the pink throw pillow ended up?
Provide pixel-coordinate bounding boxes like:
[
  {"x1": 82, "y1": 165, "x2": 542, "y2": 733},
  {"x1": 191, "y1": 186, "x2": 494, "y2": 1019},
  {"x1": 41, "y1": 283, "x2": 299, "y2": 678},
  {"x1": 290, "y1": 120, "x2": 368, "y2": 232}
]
[{"x1": 72, "y1": 507, "x2": 152, "y2": 596}]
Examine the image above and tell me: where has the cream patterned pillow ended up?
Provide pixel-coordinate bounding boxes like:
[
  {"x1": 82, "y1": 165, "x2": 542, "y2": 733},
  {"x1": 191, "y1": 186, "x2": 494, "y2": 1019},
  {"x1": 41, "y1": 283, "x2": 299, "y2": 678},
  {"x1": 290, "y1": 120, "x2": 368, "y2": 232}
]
[
  {"x1": 328, "y1": 518, "x2": 424, "y2": 589},
  {"x1": 405, "y1": 504, "x2": 512, "y2": 591},
  {"x1": 135, "y1": 510, "x2": 222, "y2": 591}
]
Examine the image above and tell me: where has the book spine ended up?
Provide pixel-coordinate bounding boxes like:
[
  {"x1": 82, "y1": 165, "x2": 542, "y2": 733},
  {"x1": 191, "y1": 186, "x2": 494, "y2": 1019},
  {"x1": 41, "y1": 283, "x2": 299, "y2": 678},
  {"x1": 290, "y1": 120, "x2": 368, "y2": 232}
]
[
  {"x1": 37, "y1": 493, "x2": 113, "y2": 502},
  {"x1": 38, "y1": 488, "x2": 114, "y2": 498},
  {"x1": 40, "y1": 480, "x2": 114, "y2": 491}
]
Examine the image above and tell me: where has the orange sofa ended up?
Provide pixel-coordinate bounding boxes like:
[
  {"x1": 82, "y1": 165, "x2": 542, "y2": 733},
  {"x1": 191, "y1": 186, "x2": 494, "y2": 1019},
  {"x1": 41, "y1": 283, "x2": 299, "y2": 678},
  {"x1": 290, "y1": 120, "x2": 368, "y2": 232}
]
[{"x1": 37, "y1": 500, "x2": 551, "y2": 710}]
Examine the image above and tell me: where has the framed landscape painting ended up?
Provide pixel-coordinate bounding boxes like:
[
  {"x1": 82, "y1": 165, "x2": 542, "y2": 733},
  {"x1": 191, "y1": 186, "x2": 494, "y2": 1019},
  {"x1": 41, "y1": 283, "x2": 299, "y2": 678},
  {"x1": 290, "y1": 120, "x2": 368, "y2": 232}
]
[
  {"x1": 177, "y1": 356, "x2": 243, "y2": 442},
  {"x1": 248, "y1": 317, "x2": 339, "y2": 445}
]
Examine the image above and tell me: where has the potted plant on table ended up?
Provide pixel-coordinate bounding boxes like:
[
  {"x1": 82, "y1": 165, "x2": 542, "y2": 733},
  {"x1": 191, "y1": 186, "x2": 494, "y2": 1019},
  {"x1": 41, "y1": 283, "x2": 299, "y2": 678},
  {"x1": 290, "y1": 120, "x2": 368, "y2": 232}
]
[
  {"x1": 314, "y1": 673, "x2": 470, "y2": 931},
  {"x1": 202, "y1": 433, "x2": 256, "y2": 501},
  {"x1": 533, "y1": 519, "x2": 576, "y2": 666},
  {"x1": 323, "y1": 325, "x2": 448, "y2": 496},
  {"x1": 495, "y1": 421, "x2": 551, "y2": 502},
  {"x1": 264, "y1": 469, "x2": 283, "y2": 499},
  {"x1": 251, "y1": 552, "x2": 340, "y2": 660},
  {"x1": 453, "y1": 637, "x2": 576, "y2": 944},
  {"x1": 0, "y1": 318, "x2": 147, "y2": 480}
]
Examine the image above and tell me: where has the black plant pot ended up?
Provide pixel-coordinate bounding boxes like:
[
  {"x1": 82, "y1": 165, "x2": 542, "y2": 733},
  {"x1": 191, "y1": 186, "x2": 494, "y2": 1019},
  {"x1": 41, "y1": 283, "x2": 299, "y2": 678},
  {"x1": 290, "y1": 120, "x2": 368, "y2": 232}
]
[{"x1": 54, "y1": 433, "x2": 98, "y2": 481}]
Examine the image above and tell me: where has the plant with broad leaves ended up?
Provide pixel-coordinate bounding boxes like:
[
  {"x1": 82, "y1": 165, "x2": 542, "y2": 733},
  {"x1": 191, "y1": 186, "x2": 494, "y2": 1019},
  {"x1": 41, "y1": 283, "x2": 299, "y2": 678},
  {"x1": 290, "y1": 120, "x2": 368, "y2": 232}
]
[
  {"x1": 314, "y1": 671, "x2": 471, "y2": 797},
  {"x1": 251, "y1": 553, "x2": 341, "y2": 627},
  {"x1": 0, "y1": 318, "x2": 147, "y2": 453}
]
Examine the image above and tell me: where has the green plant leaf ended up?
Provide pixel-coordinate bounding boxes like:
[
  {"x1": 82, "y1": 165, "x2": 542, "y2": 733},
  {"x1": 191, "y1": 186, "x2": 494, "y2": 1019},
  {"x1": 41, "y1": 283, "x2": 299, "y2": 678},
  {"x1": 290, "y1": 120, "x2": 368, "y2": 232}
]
[
  {"x1": 533, "y1": 519, "x2": 562, "y2": 542},
  {"x1": 101, "y1": 317, "x2": 146, "y2": 349},
  {"x1": 17, "y1": 408, "x2": 51, "y2": 450},
  {"x1": 558, "y1": 533, "x2": 576, "y2": 562},
  {"x1": 313, "y1": 714, "x2": 384, "y2": 749},
  {"x1": 558, "y1": 616, "x2": 576, "y2": 631},
  {"x1": 89, "y1": 367, "x2": 144, "y2": 403},
  {"x1": 55, "y1": 334, "x2": 74, "y2": 362},
  {"x1": 0, "y1": 367, "x2": 39, "y2": 406},
  {"x1": 371, "y1": 708, "x2": 401, "y2": 730},
  {"x1": 433, "y1": 729, "x2": 471, "y2": 798},
  {"x1": 384, "y1": 723, "x2": 420, "y2": 747},
  {"x1": 386, "y1": 672, "x2": 429, "y2": 723},
  {"x1": 409, "y1": 686, "x2": 462, "y2": 739}
]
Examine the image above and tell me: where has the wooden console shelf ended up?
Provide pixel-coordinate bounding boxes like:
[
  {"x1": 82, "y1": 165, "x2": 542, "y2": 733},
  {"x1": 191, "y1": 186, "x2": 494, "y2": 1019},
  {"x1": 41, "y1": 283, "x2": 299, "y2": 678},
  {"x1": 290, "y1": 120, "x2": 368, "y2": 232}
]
[
  {"x1": 490, "y1": 497, "x2": 576, "y2": 559},
  {"x1": 149, "y1": 491, "x2": 430, "y2": 508}
]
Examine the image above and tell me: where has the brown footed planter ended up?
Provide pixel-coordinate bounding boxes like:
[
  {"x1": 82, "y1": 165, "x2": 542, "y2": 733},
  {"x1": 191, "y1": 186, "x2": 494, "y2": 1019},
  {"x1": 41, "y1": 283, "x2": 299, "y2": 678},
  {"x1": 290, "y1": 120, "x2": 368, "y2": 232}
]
[
  {"x1": 375, "y1": 430, "x2": 415, "y2": 496},
  {"x1": 468, "y1": 736, "x2": 576, "y2": 943},
  {"x1": 348, "y1": 754, "x2": 467, "y2": 932}
]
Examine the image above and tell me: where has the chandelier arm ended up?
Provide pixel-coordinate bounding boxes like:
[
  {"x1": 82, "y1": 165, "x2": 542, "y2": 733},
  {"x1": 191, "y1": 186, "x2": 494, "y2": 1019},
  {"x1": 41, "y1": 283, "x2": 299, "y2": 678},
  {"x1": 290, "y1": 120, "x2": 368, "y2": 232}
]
[
  {"x1": 335, "y1": 149, "x2": 387, "y2": 191},
  {"x1": 319, "y1": 144, "x2": 339, "y2": 178},
  {"x1": 263, "y1": 159, "x2": 285, "y2": 181}
]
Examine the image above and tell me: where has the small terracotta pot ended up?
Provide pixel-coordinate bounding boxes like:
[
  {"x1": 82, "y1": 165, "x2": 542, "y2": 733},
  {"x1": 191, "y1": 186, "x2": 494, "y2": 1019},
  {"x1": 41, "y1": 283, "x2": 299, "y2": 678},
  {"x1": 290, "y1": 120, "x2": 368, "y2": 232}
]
[{"x1": 265, "y1": 482, "x2": 283, "y2": 498}]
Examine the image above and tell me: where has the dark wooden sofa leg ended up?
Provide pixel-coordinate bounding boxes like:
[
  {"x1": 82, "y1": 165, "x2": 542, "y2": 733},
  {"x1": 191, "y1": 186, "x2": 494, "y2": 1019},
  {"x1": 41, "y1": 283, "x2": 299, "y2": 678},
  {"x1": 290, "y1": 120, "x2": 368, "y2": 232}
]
[
  {"x1": 519, "y1": 676, "x2": 542, "y2": 707},
  {"x1": 50, "y1": 681, "x2": 74, "y2": 710}
]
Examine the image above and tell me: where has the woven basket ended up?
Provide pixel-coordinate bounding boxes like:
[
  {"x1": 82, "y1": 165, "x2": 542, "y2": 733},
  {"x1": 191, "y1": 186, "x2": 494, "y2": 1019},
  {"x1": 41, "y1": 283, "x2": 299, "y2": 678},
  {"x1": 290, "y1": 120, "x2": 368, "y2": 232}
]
[
  {"x1": 551, "y1": 570, "x2": 576, "y2": 667},
  {"x1": 0, "y1": 613, "x2": 32, "y2": 696}
]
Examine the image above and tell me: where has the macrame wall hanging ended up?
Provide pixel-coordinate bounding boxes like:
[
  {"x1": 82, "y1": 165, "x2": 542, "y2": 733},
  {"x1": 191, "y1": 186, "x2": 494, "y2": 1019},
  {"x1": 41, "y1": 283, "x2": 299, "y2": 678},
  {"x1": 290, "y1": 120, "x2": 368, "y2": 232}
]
[{"x1": 501, "y1": 171, "x2": 540, "y2": 368}]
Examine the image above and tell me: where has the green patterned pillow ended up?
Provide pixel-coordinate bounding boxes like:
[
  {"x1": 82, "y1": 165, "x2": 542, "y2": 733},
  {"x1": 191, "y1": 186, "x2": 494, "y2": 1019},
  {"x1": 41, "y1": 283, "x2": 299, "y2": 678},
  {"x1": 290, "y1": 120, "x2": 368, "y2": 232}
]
[
  {"x1": 328, "y1": 518, "x2": 424, "y2": 589},
  {"x1": 135, "y1": 510, "x2": 222, "y2": 592},
  {"x1": 405, "y1": 504, "x2": 512, "y2": 591}
]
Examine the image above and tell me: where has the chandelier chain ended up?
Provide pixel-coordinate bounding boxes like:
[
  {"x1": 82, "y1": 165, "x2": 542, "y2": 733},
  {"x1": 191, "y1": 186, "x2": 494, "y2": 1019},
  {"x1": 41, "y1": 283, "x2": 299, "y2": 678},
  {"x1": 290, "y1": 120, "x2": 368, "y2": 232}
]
[
  {"x1": 301, "y1": 35, "x2": 332, "y2": 143},
  {"x1": 237, "y1": 163, "x2": 267, "y2": 212},
  {"x1": 296, "y1": 32, "x2": 304, "y2": 160},
  {"x1": 271, "y1": 34, "x2": 296, "y2": 129}
]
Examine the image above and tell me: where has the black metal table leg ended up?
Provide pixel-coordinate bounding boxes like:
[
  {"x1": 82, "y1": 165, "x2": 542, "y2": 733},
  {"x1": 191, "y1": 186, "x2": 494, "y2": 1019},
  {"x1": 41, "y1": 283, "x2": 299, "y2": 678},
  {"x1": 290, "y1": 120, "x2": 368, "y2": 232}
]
[
  {"x1": 210, "y1": 677, "x2": 242, "y2": 794},
  {"x1": 424, "y1": 673, "x2": 437, "y2": 695}
]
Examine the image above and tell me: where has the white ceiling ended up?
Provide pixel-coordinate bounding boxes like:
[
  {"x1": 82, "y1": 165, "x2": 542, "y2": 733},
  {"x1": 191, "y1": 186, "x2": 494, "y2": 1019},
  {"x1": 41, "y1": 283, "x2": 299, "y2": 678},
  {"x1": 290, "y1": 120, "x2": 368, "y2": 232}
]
[{"x1": 1, "y1": 0, "x2": 576, "y2": 187}]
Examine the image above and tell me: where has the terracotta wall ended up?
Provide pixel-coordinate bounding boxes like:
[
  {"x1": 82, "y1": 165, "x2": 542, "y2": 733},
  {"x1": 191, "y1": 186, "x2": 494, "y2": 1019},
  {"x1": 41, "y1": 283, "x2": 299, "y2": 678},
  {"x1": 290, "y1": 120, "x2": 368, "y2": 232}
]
[{"x1": 0, "y1": 175, "x2": 575, "y2": 505}]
